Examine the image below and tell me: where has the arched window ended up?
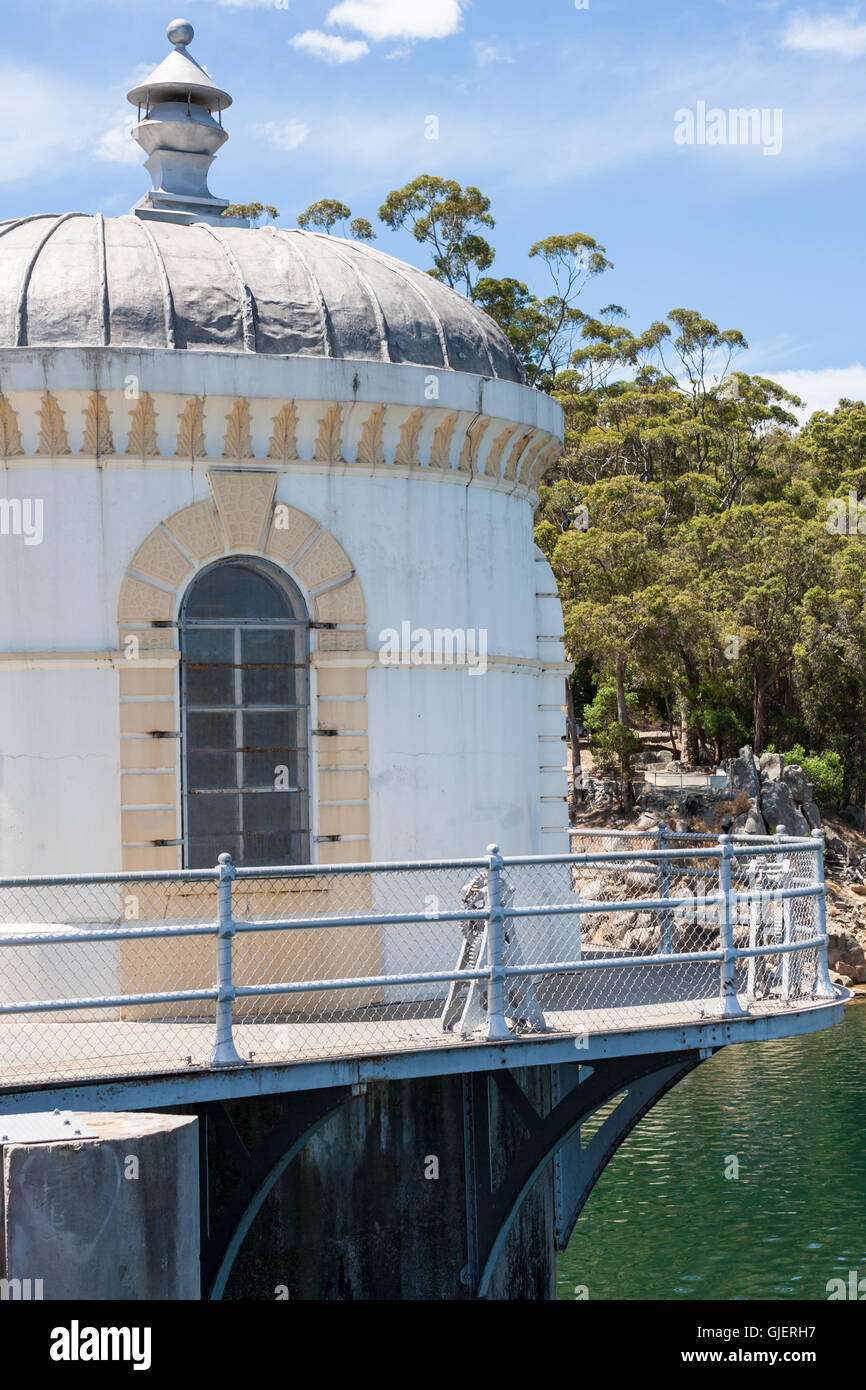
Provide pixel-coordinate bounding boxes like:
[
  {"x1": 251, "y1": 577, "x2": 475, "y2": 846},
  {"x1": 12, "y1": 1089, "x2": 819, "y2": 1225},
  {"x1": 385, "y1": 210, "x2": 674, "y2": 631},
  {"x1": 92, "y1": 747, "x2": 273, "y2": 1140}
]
[{"x1": 180, "y1": 558, "x2": 310, "y2": 868}]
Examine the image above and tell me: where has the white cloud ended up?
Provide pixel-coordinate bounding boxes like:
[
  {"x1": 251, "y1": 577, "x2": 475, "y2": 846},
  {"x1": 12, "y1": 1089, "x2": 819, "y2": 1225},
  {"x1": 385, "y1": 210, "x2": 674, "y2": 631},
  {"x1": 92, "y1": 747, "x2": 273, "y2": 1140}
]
[
  {"x1": 290, "y1": 30, "x2": 370, "y2": 63},
  {"x1": 251, "y1": 118, "x2": 311, "y2": 151},
  {"x1": 93, "y1": 111, "x2": 140, "y2": 166},
  {"x1": 475, "y1": 43, "x2": 515, "y2": 66},
  {"x1": 771, "y1": 364, "x2": 866, "y2": 418},
  {"x1": 780, "y1": 7, "x2": 866, "y2": 57},
  {"x1": 326, "y1": 0, "x2": 463, "y2": 42}
]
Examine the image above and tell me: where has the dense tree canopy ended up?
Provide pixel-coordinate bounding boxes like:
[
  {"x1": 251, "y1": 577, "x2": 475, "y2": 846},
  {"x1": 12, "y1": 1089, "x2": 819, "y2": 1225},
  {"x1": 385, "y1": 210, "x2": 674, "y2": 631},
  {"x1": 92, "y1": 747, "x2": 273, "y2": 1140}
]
[
  {"x1": 288, "y1": 174, "x2": 866, "y2": 802},
  {"x1": 537, "y1": 349, "x2": 866, "y2": 799}
]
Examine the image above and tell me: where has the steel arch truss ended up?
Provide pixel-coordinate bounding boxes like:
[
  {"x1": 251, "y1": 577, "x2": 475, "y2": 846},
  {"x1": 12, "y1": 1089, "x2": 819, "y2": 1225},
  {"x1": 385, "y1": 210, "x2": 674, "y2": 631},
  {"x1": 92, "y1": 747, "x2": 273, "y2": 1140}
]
[
  {"x1": 462, "y1": 1049, "x2": 705, "y2": 1298},
  {"x1": 190, "y1": 1084, "x2": 356, "y2": 1300}
]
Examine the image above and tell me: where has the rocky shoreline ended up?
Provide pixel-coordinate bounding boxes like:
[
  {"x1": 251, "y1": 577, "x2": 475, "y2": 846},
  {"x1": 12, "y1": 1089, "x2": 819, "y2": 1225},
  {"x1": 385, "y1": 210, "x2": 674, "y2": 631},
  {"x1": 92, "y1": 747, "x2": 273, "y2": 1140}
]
[{"x1": 573, "y1": 742, "x2": 866, "y2": 996}]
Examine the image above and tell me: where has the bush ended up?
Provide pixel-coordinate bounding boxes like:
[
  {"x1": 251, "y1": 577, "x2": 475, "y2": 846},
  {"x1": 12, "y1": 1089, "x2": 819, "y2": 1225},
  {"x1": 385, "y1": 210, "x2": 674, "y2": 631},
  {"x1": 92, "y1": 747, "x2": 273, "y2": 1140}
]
[
  {"x1": 591, "y1": 720, "x2": 642, "y2": 808},
  {"x1": 798, "y1": 751, "x2": 844, "y2": 806},
  {"x1": 583, "y1": 682, "x2": 639, "y2": 732},
  {"x1": 769, "y1": 743, "x2": 844, "y2": 807},
  {"x1": 711, "y1": 791, "x2": 752, "y2": 826}
]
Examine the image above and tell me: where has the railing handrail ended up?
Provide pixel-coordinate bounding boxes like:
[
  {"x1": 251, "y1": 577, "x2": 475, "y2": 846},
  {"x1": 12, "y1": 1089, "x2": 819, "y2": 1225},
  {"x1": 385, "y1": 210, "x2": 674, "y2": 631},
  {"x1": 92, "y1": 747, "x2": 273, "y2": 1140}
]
[
  {"x1": 0, "y1": 881, "x2": 821, "y2": 950},
  {"x1": 0, "y1": 833, "x2": 819, "y2": 891},
  {"x1": 0, "y1": 829, "x2": 835, "y2": 1074}
]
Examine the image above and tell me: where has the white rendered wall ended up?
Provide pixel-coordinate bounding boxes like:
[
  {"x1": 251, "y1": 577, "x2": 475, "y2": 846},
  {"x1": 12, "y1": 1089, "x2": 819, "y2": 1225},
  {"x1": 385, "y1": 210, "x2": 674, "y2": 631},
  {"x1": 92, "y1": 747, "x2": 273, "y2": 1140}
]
[
  {"x1": 0, "y1": 349, "x2": 567, "y2": 876},
  {"x1": 1, "y1": 465, "x2": 539, "y2": 656},
  {"x1": 0, "y1": 464, "x2": 567, "y2": 867},
  {"x1": 0, "y1": 667, "x2": 121, "y2": 875}
]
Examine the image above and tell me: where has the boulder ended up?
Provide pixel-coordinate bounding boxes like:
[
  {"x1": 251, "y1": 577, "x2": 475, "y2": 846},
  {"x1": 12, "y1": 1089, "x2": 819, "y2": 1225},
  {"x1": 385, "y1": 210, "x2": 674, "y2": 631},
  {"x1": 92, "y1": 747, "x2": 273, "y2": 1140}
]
[
  {"x1": 828, "y1": 928, "x2": 866, "y2": 965},
  {"x1": 636, "y1": 811, "x2": 657, "y2": 830},
  {"x1": 744, "y1": 805, "x2": 768, "y2": 835},
  {"x1": 782, "y1": 765, "x2": 812, "y2": 804},
  {"x1": 834, "y1": 960, "x2": 866, "y2": 985},
  {"x1": 730, "y1": 746, "x2": 761, "y2": 800},
  {"x1": 802, "y1": 800, "x2": 822, "y2": 830},
  {"x1": 841, "y1": 805, "x2": 866, "y2": 830},
  {"x1": 759, "y1": 751, "x2": 785, "y2": 782},
  {"x1": 624, "y1": 925, "x2": 658, "y2": 952},
  {"x1": 760, "y1": 780, "x2": 809, "y2": 836},
  {"x1": 640, "y1": 748, "x2": 674, "y2": 766},
  {"x1": 731, "y1": 798, "x2": 768, "y2": 835}
]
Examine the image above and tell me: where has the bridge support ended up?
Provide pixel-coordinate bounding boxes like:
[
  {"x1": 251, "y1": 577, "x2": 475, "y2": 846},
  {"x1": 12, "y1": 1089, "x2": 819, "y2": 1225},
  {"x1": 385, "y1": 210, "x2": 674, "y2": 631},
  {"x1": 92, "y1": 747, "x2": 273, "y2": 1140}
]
[
  {"x1": 193, "y1": 1085, "x2": 356, "y2": 1300},
  {"x1": 462, "y1": 1050, "x2": 703, "y2": 1297},
  {"x1": 180, "y1": 1049, "x2": 707, "y2": 1300}
]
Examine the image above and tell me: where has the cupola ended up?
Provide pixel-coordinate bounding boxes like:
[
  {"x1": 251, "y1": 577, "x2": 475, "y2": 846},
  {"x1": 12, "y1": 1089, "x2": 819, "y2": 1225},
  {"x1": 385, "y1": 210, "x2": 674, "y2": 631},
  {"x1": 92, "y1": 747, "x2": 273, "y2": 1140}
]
[{"x1": 126, "y1": 18, "x2": 246, "y2": 226}]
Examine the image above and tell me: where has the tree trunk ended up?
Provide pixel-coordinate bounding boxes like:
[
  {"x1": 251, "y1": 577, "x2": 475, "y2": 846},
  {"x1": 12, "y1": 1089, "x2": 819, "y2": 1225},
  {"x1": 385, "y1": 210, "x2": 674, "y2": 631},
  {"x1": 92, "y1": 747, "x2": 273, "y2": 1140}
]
[
  {"x1": 753, "y1": 671, "x2": 768, "y2": 757},
  {"x1": 614, "y1": 652, "x2": 629, "y2": 726},
  {"x1": 664, "y1": 695, "x2": 679, "y2": 756},
  {"x1": 565, "y1": 677, "x2": 583, "y2": 805},
  {"x1": 678, "y1": 691, "x2": 699, "y2": 765}
]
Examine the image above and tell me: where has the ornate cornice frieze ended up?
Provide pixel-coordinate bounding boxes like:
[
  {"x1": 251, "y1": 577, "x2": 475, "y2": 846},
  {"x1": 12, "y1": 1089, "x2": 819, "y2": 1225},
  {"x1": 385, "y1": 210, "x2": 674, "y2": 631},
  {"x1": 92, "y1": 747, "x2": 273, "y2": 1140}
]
[{"x1": 0, "y1": 390, "x2": 562, "y2": 495}]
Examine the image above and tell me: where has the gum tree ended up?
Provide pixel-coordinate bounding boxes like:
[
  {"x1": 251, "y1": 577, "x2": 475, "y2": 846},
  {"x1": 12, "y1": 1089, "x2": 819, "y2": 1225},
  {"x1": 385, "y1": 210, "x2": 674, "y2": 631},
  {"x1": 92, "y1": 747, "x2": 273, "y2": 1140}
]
[
  {"x1": 378, "y1": 176, "x2": 494, "y2": 295},
  {"x1": 297, "y1": 199, "x2": 375, "y2": 239}
]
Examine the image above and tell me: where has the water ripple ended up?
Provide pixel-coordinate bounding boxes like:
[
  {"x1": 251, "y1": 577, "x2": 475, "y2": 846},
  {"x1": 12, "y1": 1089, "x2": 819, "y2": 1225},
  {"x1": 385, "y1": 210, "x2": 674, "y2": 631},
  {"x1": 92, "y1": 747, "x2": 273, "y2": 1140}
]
[{"x1": 557, "y1": 1002, "x2": 866, "y2": 1300}]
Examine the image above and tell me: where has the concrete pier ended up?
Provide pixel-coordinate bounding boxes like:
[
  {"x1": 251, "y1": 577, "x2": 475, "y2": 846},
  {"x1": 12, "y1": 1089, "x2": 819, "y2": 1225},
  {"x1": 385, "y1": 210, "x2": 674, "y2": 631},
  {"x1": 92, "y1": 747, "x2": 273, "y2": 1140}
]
[{"x1": 1, "y1": 1110, "x2": 199, "y2": 1300}]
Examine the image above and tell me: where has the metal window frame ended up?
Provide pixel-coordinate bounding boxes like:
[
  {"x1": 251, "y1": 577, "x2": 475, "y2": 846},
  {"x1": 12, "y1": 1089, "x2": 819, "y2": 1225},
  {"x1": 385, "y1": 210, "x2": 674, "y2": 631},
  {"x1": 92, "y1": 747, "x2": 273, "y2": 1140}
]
[{"x1": 179, "y1": 557, "x2": 312, "y2": 870}]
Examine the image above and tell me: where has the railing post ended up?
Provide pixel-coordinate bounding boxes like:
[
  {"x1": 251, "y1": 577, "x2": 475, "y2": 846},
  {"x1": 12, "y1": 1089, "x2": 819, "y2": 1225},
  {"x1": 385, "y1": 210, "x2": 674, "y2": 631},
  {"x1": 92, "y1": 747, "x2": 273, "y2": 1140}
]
[
  {"x1": 746, "y1": 856, "x2": 759, "y2": 1000},
  {"x1": 209, "y1": 852, "x2": 243, "y2": 1067},
  {"x1": 810, "y1": 828, "x2": 836, "y2": 999},
  {"x1": 483, "y1": 843, "x2": 511, "y2": 1041},
  {"x1": 657, "y1": 821, "x2": 673, "y2": 955},
  {"x1": 769, "y1": 822, "x2": 790, "y2": 998},
  {"x1": 716, "y1": 833, "x2": 745, "y2": 1017}
]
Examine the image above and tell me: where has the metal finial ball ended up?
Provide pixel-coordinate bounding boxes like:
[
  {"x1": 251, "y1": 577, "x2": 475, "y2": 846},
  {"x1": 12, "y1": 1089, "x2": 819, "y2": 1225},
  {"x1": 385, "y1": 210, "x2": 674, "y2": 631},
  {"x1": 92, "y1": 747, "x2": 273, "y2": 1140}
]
[{"x1": 167, "y1": 18, "x2": 194, "y2": 47}]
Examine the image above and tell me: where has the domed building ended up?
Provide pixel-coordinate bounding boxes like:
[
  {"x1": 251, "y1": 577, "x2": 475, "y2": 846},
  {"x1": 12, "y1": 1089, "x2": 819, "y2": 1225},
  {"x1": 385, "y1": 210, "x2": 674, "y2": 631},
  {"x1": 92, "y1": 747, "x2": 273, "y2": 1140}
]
[{"x1": 0, "y1": 19, "x2": 567, "y2": 879}]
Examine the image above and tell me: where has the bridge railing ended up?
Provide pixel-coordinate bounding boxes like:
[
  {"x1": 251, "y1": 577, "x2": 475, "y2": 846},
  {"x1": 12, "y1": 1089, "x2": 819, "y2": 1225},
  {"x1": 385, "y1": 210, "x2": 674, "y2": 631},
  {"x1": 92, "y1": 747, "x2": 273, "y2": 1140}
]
[{"x1": 0, "y1": 829, "x2": 835, "y2": 1086}]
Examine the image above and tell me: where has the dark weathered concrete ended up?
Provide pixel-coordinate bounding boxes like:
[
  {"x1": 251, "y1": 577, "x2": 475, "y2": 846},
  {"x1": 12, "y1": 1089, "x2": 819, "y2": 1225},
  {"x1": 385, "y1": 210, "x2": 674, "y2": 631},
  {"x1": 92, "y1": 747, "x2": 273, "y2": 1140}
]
[
  {"x1": 208, "y1": 1068, "x2": 555, "y2": 1300},
  {"x1": 2, "y1": 1111, "x2": 199, "y2": 1299}
]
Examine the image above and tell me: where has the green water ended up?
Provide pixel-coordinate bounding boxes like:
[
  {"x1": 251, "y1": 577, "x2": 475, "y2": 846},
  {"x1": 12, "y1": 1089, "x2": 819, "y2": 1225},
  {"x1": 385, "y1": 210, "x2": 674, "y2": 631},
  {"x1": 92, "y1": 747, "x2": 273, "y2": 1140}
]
[{"x1": 557, "y1": 1001, "x2": 866, "y2": 1300}]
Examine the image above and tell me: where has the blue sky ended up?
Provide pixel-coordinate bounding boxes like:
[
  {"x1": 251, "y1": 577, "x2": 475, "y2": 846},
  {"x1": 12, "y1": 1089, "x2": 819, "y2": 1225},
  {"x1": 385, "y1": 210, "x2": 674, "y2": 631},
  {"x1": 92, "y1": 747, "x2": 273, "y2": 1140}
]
[{"x1": 1, "y1": 0, "x2": 864, "y2": 414}]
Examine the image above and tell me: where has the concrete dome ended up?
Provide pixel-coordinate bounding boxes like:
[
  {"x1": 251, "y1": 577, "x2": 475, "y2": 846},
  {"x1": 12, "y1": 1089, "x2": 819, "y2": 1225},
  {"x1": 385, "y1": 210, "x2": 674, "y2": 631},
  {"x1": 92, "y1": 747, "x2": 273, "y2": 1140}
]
[{"x1": 0, "y1": 214, "x2": 524, "y2": 381}]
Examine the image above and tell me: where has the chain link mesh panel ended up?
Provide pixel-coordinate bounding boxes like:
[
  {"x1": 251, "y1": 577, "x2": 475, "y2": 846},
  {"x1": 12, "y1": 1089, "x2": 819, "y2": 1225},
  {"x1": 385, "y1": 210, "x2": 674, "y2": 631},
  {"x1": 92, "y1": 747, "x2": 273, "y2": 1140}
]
[
  {"x1": 0, "y1": 837, "x2": 830, "y2": 1087},
  {"x1": 0, "y1": 874, "x2": 220, "y2": 1082}
]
